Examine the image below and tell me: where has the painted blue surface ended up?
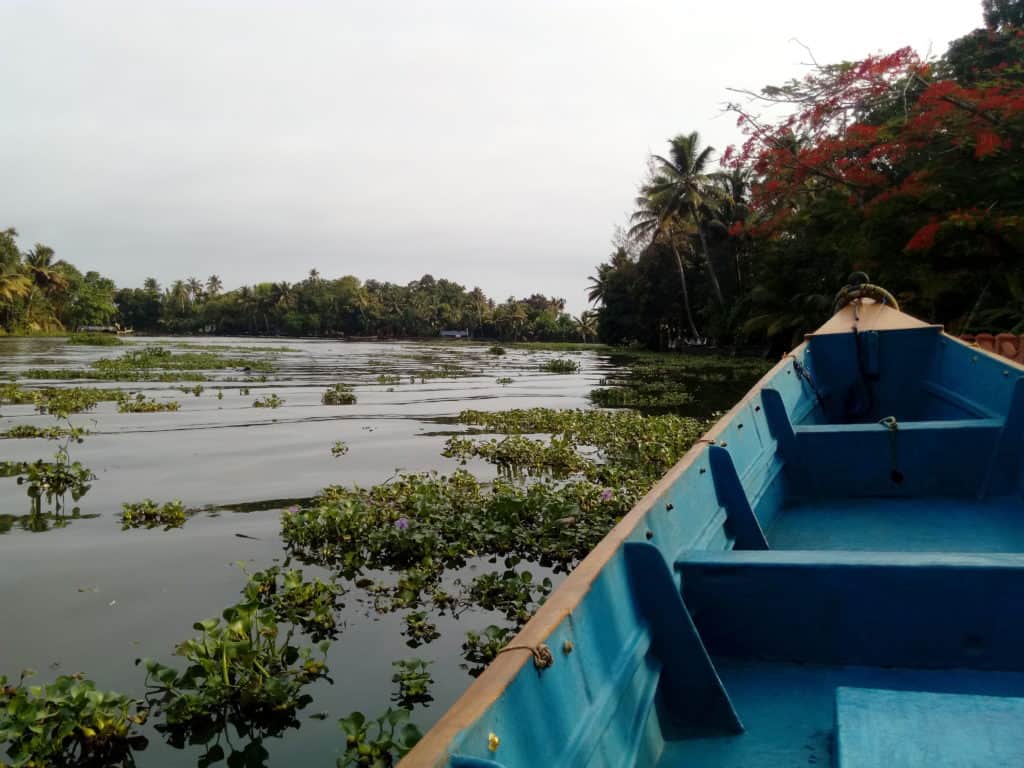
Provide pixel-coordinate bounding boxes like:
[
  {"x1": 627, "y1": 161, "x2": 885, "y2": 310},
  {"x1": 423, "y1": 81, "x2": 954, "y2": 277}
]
[
  {"x1": 835, "y1": 687, "x2": 1024, "y2": 767},
  {"x1": 417, "y1": 324, "x2": 1024, "y2": 768}
]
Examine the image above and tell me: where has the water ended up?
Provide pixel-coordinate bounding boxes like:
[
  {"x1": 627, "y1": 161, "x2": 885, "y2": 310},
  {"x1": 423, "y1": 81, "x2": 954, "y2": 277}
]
[{"x1": 0, "y1": 336, "x2": 618, "y2": 766}]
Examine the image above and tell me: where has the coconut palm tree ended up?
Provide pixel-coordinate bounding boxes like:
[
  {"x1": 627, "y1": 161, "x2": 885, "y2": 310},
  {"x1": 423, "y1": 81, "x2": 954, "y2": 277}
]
[
  {"x1": 206, "y1": 275, "x2": 223, "y2": 296},
  {"x1": 186, "y1": 277, "x2": 204, "y2": 304},
  {"x1": 629, "y1": 193, "x2": 702, "y2": 341},
  {"x1": 646, "y1": 132, "x2": 728, "y2": 309},
  {"x1": 21, "y1": 245, "x2": 68, "y2": 328},
  {"x1": 574, "y1": 311, "x2": 598, "y2": 342}
]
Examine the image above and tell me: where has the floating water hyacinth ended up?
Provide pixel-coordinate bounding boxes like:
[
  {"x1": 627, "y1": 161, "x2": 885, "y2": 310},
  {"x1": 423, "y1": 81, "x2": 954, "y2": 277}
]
[
  {"x1": 600, "y1": 488, "x2": 613, "y2": 502},
  {"x1": 394, "y1": 517, "x2": 409, "y2": 531}
]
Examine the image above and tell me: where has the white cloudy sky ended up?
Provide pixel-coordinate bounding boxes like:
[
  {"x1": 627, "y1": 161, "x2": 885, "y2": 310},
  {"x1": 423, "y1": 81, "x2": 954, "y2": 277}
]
[{"x1": 1, "y1": 1, "x2": 981, "y2": 312}]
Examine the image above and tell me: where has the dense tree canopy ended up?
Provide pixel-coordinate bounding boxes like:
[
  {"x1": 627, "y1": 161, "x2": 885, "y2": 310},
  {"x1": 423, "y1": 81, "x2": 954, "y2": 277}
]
[
  {"x1": 590, "y1": 3, "x2": 1024, "y2": 350},
  {"x1": 0, "y1": 228, "x2": 583, "y2": 341}
]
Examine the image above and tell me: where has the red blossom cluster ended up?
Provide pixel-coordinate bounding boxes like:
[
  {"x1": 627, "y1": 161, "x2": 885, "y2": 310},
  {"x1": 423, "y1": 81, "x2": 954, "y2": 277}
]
[{"x1": 724, "y1": 38, "x2": 1024, "y2": 253}]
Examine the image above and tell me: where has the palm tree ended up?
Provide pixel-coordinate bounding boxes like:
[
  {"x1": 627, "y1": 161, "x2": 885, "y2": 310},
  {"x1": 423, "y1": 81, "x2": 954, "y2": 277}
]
[
  {"x1": 574, "y1": 311, "x2": 598, "y2": 342},
  {"x1": 630, "y1": 193, "x2": 702, "y2": 341},
  {"x1": 646, "y1": 132, "x2": 728, "y2": 308},
  {"x1": 167, "y1": 280, "x2": 189, "y2": 314},
  {"x1": 22, "y1": 245, "x2": 68, "y2": 328},
  {"x1": 206, "y1": 275, "x2": 223, "y2": 296},
  {"x1": 186, "y1": 277, "x2": 204, "y2": 304}
]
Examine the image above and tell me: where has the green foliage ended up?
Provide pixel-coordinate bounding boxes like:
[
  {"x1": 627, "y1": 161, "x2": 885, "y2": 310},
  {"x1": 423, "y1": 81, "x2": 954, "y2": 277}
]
[
  {"x1": 464, "y1": 569, "x2": 553, "y2": 625},
  {"x1": 20, "y1": 346, "x2": 275, "y2": 383},
  {"x1": 252, "y1": 394, "x2": 285, "y2": 408},
  {"x1": 331, "y1": 440, "x2": 350, "y2": 458},
  {"x1": 67, "y1": 332, "x2": 123, "y2": 346},
  {"x1": 1, "y1": 423, "x2": 90, "y2": 440},
  {"x1": 0, "y1": 671, "x2": 148, "y2": 767},
  {"x1": 375, "y1": 374, "x2": 402, "y2": 385},
  {"x1": 589, "y1": 384, "x2": 693, "y2": 409},
  {"x1": 495, "y1": 377, "x2": 514, "y2": 385},
  {"x1": 120, "y1": 499, "x2": 188, "y2": 530},
  {"x1": 241, "y1": 565, "x2": 345, "y2": 642},
  {"x1": 461, "y1": 625, "x2": 516, "y2": 677},
  {"x1": 487, "y1": 345, "x2": 507, "y2": 356},
  {"x1": 322, "y1": 384, "x2": 357, "y2": 405},
  {"x1": 416, "y1": 364, "x2": 470, "y2": 380},
  {"x1": 390, "y1": 659, "x2": 433, "y2": 709},
  {"x1": 401, "y1": 611, "x2": 441, "y2": 648},
  {"x1": 0, "y1": 385, "x2": 123, "y2": 417},
  {"x1": 138, "y1": 575, "x2": 331, "y2": 749},
  {"x1": 337, "y1": 708, "x2": 422, "y2": 768},
  {"x1": 116, "y1": 393, "x2": 181, "y2": 413},
  {"x1": 539, "y1": 358, "x2": 579, "y2": 373},
  {"x1": 1, "y1": 449, "x2": 96, "y2": 517},
  {"x1": 0, "y1": 383, "x2": 37, "y2": 405}
]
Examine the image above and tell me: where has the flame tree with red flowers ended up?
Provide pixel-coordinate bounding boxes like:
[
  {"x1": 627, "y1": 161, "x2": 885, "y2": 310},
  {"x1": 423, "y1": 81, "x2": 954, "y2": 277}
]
[{"x1": 591, "y1": 1, "x2": 1024, "y2": 350}]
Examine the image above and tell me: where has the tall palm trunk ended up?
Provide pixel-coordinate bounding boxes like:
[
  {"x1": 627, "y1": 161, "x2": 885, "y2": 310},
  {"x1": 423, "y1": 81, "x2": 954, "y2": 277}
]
[
  {"x1": 671, "y1": 243, "x2": 701, "y2": 341},
  {"x1": 691, "y1": 203, "x2": 725, "y2": 308}
]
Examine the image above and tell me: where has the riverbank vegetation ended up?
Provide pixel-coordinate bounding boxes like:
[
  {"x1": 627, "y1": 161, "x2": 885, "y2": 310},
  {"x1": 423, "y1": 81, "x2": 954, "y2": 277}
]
[
  {"x1": 589, "y1": 5, "x2": 1024, "y2": 351},
  {"x1": 2, "y1": 224, "x2": 599, "y2": 342}
]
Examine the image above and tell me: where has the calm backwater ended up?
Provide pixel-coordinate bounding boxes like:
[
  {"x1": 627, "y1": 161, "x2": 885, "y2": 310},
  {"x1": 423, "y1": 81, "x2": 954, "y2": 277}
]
[{"x1": 0, "y1": 337, "x2": 623, "y2": 766}]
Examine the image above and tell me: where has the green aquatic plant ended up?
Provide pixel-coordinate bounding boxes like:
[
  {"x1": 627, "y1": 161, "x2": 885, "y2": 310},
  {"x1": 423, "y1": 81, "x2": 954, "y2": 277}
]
[
  {"x1": 539, "y1": 358, "x2": 579, "y2": 373},
  {"x1": 116, "y1": 393, "x2": 181, "y2": 413},
  {"x1": 416, "y1": 364, "x2": 470, "y2": 380},
  {"x1": 139, "y1": 590, "x2": 330, "y2": 748},
  {"x1": 390, "y1": 659, "x2": 433, "y2": 709},
  {"x1": 443, "y1": 434, "x2": 589, "y2": 479},
  {"x1": 177, "y1": 384, "x2": 204, "y2": 397},
  {"x1": 252, "y1": 394, "x2": 285, "y2": 408},
  {"x1": 242, "y1": 565, "x2": 345, "y2": 642},
  {"x1": 1, "y1": 449, "x2": 96, "y2": 518},
  {"x1": 0, "y1": 670, "x2": 148, "y2": 767},
  {"x1": 239, "y1": 387, "x2": 251, "y2": 396},
  {"x1": 1, "y1": 423, "x2": 90, "y2": 440},
  {"x1": 375, "y1": 374, "x2": 402, "y2": 385},
  {"x1": 0, "y1": 383, "x2": 38, "y2": 405},
  {"x1": 331, "y1": 441, "x2": 349, "y2": 458},
  {"x1": 589, "y1": 383, "x2": 695, "y2": 409},
  {"x1": 66, "y1": 332, "x2": 124, "y2": 346},
  {"x1": 461, "y1": 625, "x2": 516, "y2": 677},
  {"x1": 401, "y1": 611, "x2": 441, "y2": 649},
  {"x1": 495, "y1": 377, "x2": 514, "y2": 385},
  {"x1": 487, "y1": 345, "x2": 507, "y2": 356},
  {"x1": 120, "y1": 499, "x2": 188, "y2": 530},
  {"x1": 322, "y1": 384, "x2": 357, "y2": 405},
  {"x1": 21, "y1": 346, "x2": 275, "y2": 383},
  {"x1": 337, "y1": 708, "x2": 422, "y2": 768},
  {"x1": 464, "y1": 569, "x2": 553, "y2": 626},
  {"x1": 33, "y1": 387, "x2": 121, "y2": 416}
]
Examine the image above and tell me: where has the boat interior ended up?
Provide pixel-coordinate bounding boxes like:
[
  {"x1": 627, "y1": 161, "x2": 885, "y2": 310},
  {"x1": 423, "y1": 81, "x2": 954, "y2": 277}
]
[{"x1": 441, "y1": 317, "x2": 1024, "y2": 768}]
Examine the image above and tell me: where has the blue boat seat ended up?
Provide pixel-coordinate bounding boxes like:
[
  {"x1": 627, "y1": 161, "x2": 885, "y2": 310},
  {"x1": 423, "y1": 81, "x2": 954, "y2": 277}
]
[
  {"x1": 676, "y1": 550, "x2": 1024, "y2": 670},
  {"x1": 835, "y1": 687, "x2": 1024, "y2": 767}
]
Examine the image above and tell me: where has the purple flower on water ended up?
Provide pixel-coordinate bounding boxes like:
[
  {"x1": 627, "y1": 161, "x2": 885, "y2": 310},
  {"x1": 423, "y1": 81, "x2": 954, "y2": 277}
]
[
  {"x1": 394, "y1": 517, "x2": 410, "y2": 531},
  {"x1": 600, "y1": 489, "x2": 613, "y2": 502},
  {"x1": 286, "y1": 505, "x2": 299, "y2": 514}
]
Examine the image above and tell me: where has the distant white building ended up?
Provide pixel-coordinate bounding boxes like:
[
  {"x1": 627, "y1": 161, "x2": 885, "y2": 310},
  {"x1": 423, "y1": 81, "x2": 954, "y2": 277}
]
[{"x1": 440, "y1": 329, "x2": 470, "y2": 339}]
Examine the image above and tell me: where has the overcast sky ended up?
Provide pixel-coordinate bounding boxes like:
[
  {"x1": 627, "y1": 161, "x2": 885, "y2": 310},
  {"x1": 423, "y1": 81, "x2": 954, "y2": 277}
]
[{"x1": 1, "y1": 1, "x2": 982, "y2": 312}]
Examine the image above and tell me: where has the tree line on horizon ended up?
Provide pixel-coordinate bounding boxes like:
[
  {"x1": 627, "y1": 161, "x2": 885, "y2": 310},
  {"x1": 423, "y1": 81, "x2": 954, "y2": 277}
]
[
  {"x1": 589, "y1": 0, "x2": 1024, "y2": 351},
  {"x1": 0, "y1": 227, "x2": 596, "y2": 341}
]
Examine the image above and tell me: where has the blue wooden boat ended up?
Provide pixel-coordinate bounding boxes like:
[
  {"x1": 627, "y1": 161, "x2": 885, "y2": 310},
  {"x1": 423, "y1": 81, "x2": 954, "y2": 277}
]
[{"x1": 403, "y1": 297, "x2": 1024, "y2": 768}]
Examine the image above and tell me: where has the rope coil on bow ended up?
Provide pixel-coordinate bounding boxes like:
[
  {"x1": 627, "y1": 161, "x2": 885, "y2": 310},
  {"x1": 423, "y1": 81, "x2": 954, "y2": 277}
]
[{"x1": 832, "y1": 282, "x2": 900, "y2": 315}]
